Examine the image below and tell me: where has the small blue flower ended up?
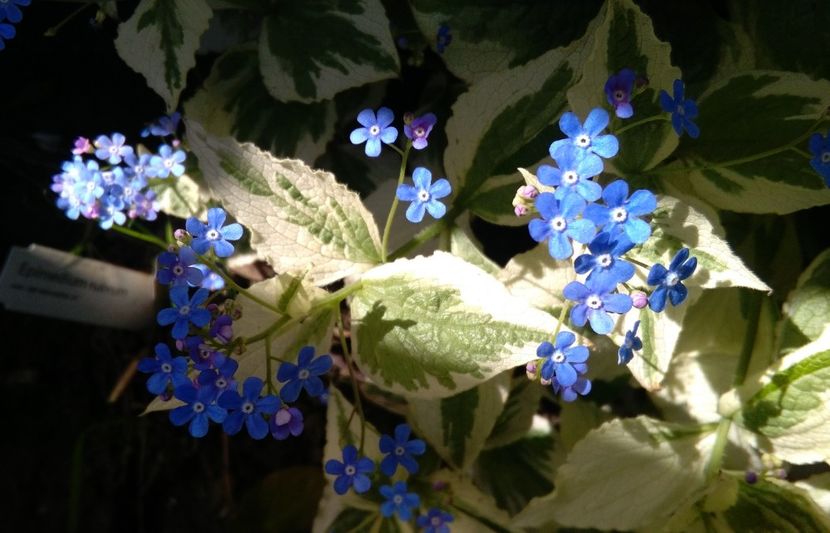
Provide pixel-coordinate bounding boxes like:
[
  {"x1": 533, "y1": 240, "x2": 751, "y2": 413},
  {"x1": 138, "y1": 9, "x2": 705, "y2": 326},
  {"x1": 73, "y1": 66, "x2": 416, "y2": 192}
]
[
  {"x1": 553, "y1": 376, "x2": 592, "y2": 402},
  {"x1": 604, "y1": 68, "x2": 636, "y2": 119},
  {"x1": 380, "y1": 481, "x2": 421, "y2": 521},
  {"x1": 94, "y1": 133, "x2": 134, "y2": 165},
  {"x1": 417, "y1": 508, "x2": 454, "y2": 533},
  {"x1": 0, "y1": 0, "x2": 30, "y2": 24},
  {"x1": 563, "y1": 277, "x2": 633, "y2": 335},
  {"x1": 197, "y1": 355, "x2": 239, "y2": 397},
  {"x1": 808, "y1": 130, "x2": 830, "y2": 186},
  {"x1": 157, "y1": 286, "x2": 212, "y2": 339},
  {"x1": 550, "y1": 108, "x2": 619, "y2": 161},
  {"x1": 209, "y1": 314, "x2": 234, "y2": 344},
  {"x1": 584, "y1": 179, "x2": 657, "y2": 244},
  {"x1": 137, "y1": 343, "x2": 189, "y2": 395},
  {"x1": 194, "y1": 264, "x2": 226, "y2": 291},
  {"x1": 270, "y1": 406, "x2": 304, "y2": 440},
  {"x1": 537, "y1": 331, "x2": 589, "y2": 388},
  {"x1": 186, "y1": 207, "x2": 244, "y2": 258},
  {"x1": 350, "y1": 107, "x2": 398, "y2": 157},
  {"x1": 97, "y1": 196, "x2": 127, "y2": 230},
  {"x1": 436, "y1": 23, "x2": 452, "y2": 54},
  {"x1": 0, "y1": 22, "x2": 15, "y2": 51},
  {"x1": 276, "y1": 346, "x2": 333, "y2": 403},
  {"x1": 404, "y1": 113, "x2": 437, "y2": 150},
  {"x1": 123, "y1": 152, "x2": 153, "y2": 181},
  {"x1": 659, "y1": 79, "x2": 699, "y2": 139},
  {"x1": 528, "y1": 192, "x2": 596, "y2": 260},
  {"x1": 396, "y1": 167, "x2": 452, "y2": 223},
  {"x1": 537, "y1": 146, "x2": 603, "y2": 202},
  {"x1": 379, "y1": 423, "x2": 426, "y2": 476},
  {"x1": 141, "y1": 112, "x2": 181, "y2": 138},
  {"x1": 157, "y1": 246, "x2": 204, "y2": 287},
  {"x1": 148, "y1": 144, "x2": 187, "y2": 178},
  {"x1": 574, "y1": 232, "x2": 636, "y2": 286},
  {"x1": 647, "y1": 248, "x2": 697, "y2": 312},
  {"x1": 169, "y1": 383, "x2": 227, "y2": 438},
  {"x1": 218, "y1": 377, "x2": 280, "y2": 440},
  {"x1": 618, "y1": 321, "x2": 642, "y2": 365},
  {"x1": 325, "y1": 444, "x2": 375, "y2": 495}
]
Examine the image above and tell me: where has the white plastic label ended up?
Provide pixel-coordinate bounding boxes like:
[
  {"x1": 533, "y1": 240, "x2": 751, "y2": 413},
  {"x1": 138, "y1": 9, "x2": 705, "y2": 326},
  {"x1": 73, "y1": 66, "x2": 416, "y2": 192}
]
[{"x1": 0, "y1": 244, "x2": 156, "y2": 330}]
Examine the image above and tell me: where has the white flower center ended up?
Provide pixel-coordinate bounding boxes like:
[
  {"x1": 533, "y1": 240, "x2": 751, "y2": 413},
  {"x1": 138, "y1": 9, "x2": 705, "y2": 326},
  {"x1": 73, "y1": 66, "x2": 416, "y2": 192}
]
[
  {"x1": 418, "y1": 189, "x2": 430, "y2": 202},
  {"x1": 614, "y1": 90, "x2": 625, "y2": 101},
  {"x1": 676, "y1": 104, "x2": 685, "y2": 116},
  {"x1": 597, "y1": 254, "x2": 612, "y2": 268},
  {"x1": 550, "y1": 216, "x2": 567, "y2": 232},
  {"x1": 822, "y1": 151, "x2": 830, "y2": 164},
  {"x1": 345, "y1": 465, "x2": 356, "y2": 476},
  {"x1": 173, "y1": 265, "x2": 185, "y2": 276},
  {"x1": 575, "y1": 134, "x2": 591, "y2": 147},
  {"x1": 369, "y1": 125, "x2": 381, "y2": 136},
  {"x1": 586, "y1": 295, "x2": 603, "y2": 309},
  {"x1": 414, "y1": 127, "x2": 425, "y2": 137},
  {"x1": 242, "y1": 402, "x2": 255, "y2": 414},
  {"x1": 216, "y1": 378, "x2": 227, "y2": 388},
  {"x1": 161, "y1": 363, "x2": 172, "y2": 373},
  {"x1": 298, "y1": 369, "x2": 310, "y2": 380},
  {"x1": 562, "y1": 170, "x2": 578, "y2": 185},
  {"x1": 206, "y1": 229, "x2": 220, "y2": 240},
  {"x1": 193, "y1": 402, "x2": 205, "y2": 413},
  {"x1": 135, "y1": 165, "x2": 145, "y2": 174},
  {"x1": 109, "y1": 146, "x2": 118, "y2": 155},
  {"x1": 665, "y1": 272, "x2": 679, "y2": 287},
  {"x1": 164, "y1": 158, "x2": 174, "y2": 168},
  {"x1": 552, "y1": 350, "x2": 565, "y2": 363},
  {"x1": 395, "y1": 445, "x2": 405, "y2": 456},
  {"x1": 393, "y1": 494, "x2": 403, "y2": 505},
  {"x1": 610, "y1": 207, "x2": 628, "y2": 223},
  {"x1": 199, "y1": 347, "x2": 212, "y2": 359},
  {"x1": 178, "y1": 305, "x2": 191, "y2": 315}
]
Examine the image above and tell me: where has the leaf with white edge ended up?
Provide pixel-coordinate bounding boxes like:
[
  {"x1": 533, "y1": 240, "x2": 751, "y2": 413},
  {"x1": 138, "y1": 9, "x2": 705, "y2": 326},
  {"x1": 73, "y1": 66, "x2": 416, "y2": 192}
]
[
  {"x1": 566, "y1": 0, "x2": 680, "y2": 174},
  {"x1": 722, "y1": 478, "x2": 830, "y2": 532},
  {"x1": 258, "y1": 0, "x2": 398, "y2": 103},
  {"x1": 149, "y1": 174, "x2": 208, "y2": 219},
  {"x1": 655, "y1": 289, "x2": 776, "y2": 423},
  {"x1": 410, "y1": 0, "x2": 603, "y2": 83},
  {"x1": 115, "y1": 0, "x2": 212, "y2": 110},
  {"x1": 186, "y1": 120, "x2": 382, "y2": 286},
  {"x1": 796, "y1": 472, "x2": 830, "y2": 515},
  {"x1": 408, "y1": 372, "x2": 509, "y2": 469},
  {"x1": 657, "y1": 71, "x2": 830, "y2": 214},
  {"x1": 184, "y1": 47, "x2": 335, "y2": 163},
  {"x1": 779, "y1": 248, "x2": 830, "y2": 353},
  {"x1": 512, "y1": 417, "x2": 715, "y2": 530},
  {"x1": 498, "y1": 243, "x2": 575, "y2": 315},
  {"x1": 449, "y1": 225, "x2": 500, "y2": 276},
  {"x1": 429, "y1": 470, "x2": 513, "y2": 531},
  {"x1": 731, "y1": 327, "x2": 830, "y2": 464},
  {"x1": 444, "y1": 19, "x2": 596, "y2": 224},
  {"x1": 350, "y1": 252, "x2": 559, "y2": 399},
  {"x1": 485, "y1": 378, "x2": 543, "y2": 449},
  {"x1": 630, "y1": 194, "x2": 771, "y2": 292}
]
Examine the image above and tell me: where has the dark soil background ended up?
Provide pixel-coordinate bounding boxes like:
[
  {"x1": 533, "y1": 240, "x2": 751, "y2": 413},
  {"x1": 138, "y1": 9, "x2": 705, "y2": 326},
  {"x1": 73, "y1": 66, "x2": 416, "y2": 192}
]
[{"x1": 1, "y1": 2, "x2": 828, "y2": 533}]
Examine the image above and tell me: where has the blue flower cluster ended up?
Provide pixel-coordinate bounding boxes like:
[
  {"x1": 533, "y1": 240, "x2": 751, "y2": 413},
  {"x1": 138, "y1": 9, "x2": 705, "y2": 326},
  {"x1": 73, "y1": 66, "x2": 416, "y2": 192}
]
[
  {"x1": 0, "y1": 0, "x2": 29, "y2": 51},
  {"x1": 325, "y1": 424, "x2": 452, "y2": 528},
  {"x1": 51, "y1": 116, "x2": 188, "y2": 229}
]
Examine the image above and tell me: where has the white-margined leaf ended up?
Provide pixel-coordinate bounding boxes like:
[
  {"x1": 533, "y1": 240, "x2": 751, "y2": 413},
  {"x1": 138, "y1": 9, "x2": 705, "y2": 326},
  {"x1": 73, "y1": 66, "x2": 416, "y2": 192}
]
[
  {"x1": 485, "y1": 377, "x2": 544, "y2": 450},
  {"x1": 778, "y1": 248, "x2": 830, "y2": 354},
  {"x1": 498, "y1": 243, "x2": 575, "y2": 315}
]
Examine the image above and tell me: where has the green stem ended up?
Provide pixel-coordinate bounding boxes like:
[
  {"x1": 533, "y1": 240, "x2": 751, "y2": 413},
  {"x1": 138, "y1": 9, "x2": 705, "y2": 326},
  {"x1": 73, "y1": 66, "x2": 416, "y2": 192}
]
[
  {"x1": 386, "y1": 143, "x2": 405, "y2": 157},
  {"x1": 197, "y1": 254, "x2": 281, "y2": 314},
  {"x1": 553, "y1": 302, "x2": 572, "y2": 337},
  {"x1": 705, "y1": 416, "x2": 733, "y2": 478},
  {"x1": 614, "y1": 114, "x2": 668, "y2": 135},
  {"x1": 790, "y1": 146, "x2": 812, "y2": 159},
  {"x1": 337, "y1": 310, "x2": 366, "y2": 453},
  {"x1": 381, "y1": 142, "x2": 412, "y2": 262},
  {"x1": 111, "y1": 224, "x2": 168, "y2": 250},
  {"x1": 244, "y1": 315, "x2": 294, "y2": 345},
  {"x1": 45, "y1": 2, "x2": 93, "y2": 37}
]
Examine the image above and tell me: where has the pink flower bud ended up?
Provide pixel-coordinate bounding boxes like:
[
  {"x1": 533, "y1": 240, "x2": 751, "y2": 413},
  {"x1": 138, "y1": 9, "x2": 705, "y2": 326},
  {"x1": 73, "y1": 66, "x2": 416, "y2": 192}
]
[
  {"x1": 514, "y1": 205, "x2": 528, "y2": 217},
  {"x1": 631, "y1": 290, "x2": 648, "y2": 309},
  {"x1": 525, "y1": 361, "x2": 537, "y2": 380},
  {"x1": 540, "y1": 376, "x2": 552, "y2": 386},
  {"x1": 403, "y1": 112, "x2": 415, "y2": 125},
  {"x1": 173, "y1": 228, "x2": 188, "y2": 241},
  {"x1": 518, "y1": 185, "x2": 539, "y2": 199}
]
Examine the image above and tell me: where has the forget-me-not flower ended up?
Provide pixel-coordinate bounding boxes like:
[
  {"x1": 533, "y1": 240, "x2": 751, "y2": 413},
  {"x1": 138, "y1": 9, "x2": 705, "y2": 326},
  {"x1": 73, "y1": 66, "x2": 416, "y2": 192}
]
[
  {"x1": 618, "y1": 321, "x2": 642, "y2": 365},
  {"x1": 137, "y1": 343, "x2": 189, "y2": 395},
  {"x1": 550, "y1": 108, "x2": 619, "y2": 161},
  {"x1": 186, "y1": 207, "x2": 244, "y2": 258},
  {"x1": 350, "y1": 107, "x2": 398, "y2": 157},
  {"x1": 170, "y1": 383, "x2": 227, "y2": 438},
  {"x1": 584, "y1": 179, "x2": 657, "y2": 244},
  {"x1": 808, "y1": 130, "x2": 830, "y2": 186},
  {"x1": 218, "y1": 377, "x2": 280, "y2": 440},
  {"x1": 659, "y1": 79, "x2": 700, "y2": 139},
  {"x1": 380, "y1": 481, "x2": 421, "y2": 521},
  {"x1": 379, "y1": 423, "x2": 426, "y2": 476},
  {"x1": 563, "y1": 277, "x2": 633, "y2": 335},
  {"x1": 157, "y1": 286, "x2": 212, "y2": 339},
  {"x1": 647, "y1": 247, "x2": 697, "y2": 312},
  {"x1": 574, "y1": 232, "x2": 636, "y2": 286},
  {"x1": 404, "y1": 113, "x2": 437, "y2": 150},
  {"x1": 277, "y1": 346, "x2": 333, "y2": 402},
  {"x1": 396, "y1": 167, "x2": 452, "y2": 223},
  {"x1": 528, "y1": 192, "x2": 596, "y2": 260},
  {"x1": 325, "y1": 444, "x2": 375, "y2": 495},
  {"x1": 537, "y1": 146, "x2": 603, "y2": 202},
  {"x1": 604, "y1": 68, "x2": 637, "y2": 119},
  {"x1": 537, "y1": 331, "x2": 589, "y2": 388}
]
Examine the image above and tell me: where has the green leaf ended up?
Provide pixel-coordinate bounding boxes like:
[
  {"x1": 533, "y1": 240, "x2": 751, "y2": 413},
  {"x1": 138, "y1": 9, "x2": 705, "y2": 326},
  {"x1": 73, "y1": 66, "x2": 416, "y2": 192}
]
[
  {"x1": 723, "y1": 478, "x2": 830, "y2": 533},
  {"x1": 148, "y1": 174, "x2": 208, "y2": 219},
  {"x1": 410, "y1": 0, "x2": 603, "y2": 83},
  {"x1": 485, "y1": 377, "x2": 543, "y2": 449},
  {"x1": 449, "y1": 225, "x2": 500, "y2": 276},
  {"x1": 657, "y1": 71, "x2": 830, "y2": 214},
  {"x1": 732, "y1": 328, "x2": 830, "y2": 464},
  {"x1": 184, "y1": 47, "x2": 335, "y2": 162},
  {"x1": 512, "y1": 417, "x2": 715, "y2": 530},
  {"x1": 497, "y1": 243, "x2": 575, "y2": 315},
  {"x1": 408, "y1": 372, "x2": 509, "y2": 469},
  {"x1": 430, "y1": 470, "x2": 513, "y2": 532},
  {"x1": 230, "y1": 466, "x2": 324, "y2": 533},
  {"x1": 779, "y1": 248, "x2": 830, "y2": 353},
  {"x1": 185, "y1": 120, "x2": 382, "y2": 286},
  {"x1": 350, "y1": 252, "x2": 560, "y2": 398},
  {"x1": 567, "y1": 0, "x2": 680, "y2": 174},
  {"x1": 115, "y1": 0, "x2": 212, "y2": 110},
  {"x1": 258, "y1": 0, "x2": 398, "y2": 103}
]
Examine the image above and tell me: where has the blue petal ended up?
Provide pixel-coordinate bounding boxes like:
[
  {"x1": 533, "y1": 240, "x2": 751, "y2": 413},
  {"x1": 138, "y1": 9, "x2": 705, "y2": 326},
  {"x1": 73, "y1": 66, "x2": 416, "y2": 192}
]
[
  {"x1": 684, "y1": 118, "x2": 700, "y2": 139},
  {"x1": 583, "y1": 108, "x2": 610, "y2": 137},
  {"x1": 189, "y1": 413, "x2": 209, "y2": 437},
  {"x1": 659, "y1": 89, "x2": 674, "y2": 112},
  {"x1": 648, "y1": 263, "x2": 668, "y2": 285},
  {"x1": 537, "y1": 164, "x2": 561, "y2": 186},
  {"x1": 352, "y1": 474, "x2": 372, "y2": 494},
  {"x1": 602, "y1": 180, "x2": 628, "y2": 207},
  {"x1": 565, "y1": 345, "x2": 589, "y2": 363},
  {"x1": 669, "y1": 283, "x2": 688, "y2": 306},
  {"x1": 536, "y1": 341, "x2": 554, "y2": 357},
  {"x1": 376, "y1": 107, "x2": 395, "y2": 128},
  {"x1": 350, "y1": 127, "x2": 369, "y2": 144},
  {"x1": 528, "y1": 218, "x2": 550, "y2": 243},
  {"x1": 213, "y1": 240, "x2": 235, "y2": 258},
  {"x1": 566, "y1": 219, "x2": 597, "y2": 244},
  {"x1": 649, "y1": 286, "x2": 669, "y2": 312},
  {"x1": 554, "y1": 331, "x2": 575, "y2": 349},
  {"x1": 570, "y1": 304, "x2": 588, "y2": 327},
  {"x1": 809, "y1": 133, "x2": 824, "y2": 155},
  {"x1": 380, "y1": 126, "x2": 398, "y2": 144},
  {"x1": 549, "y1": 139, "x2": 570, "y2": 160},
  {"x1": 365, "y1": 138, "x2": 381, "y2": 157},
  {"x1": 429, "y1": 178, "x2": 452, "y2": 199},
  {"x1": 277, "y1": 361, "x2": 298, "y2": 382},
  {"x1": 587, "y1": 309, "x2": 614, "y2": 335},
  {"x1": 583, "y1": 203, "x2": 608, "y2": 227},
  {"x1": 623, "y1": 218, "x2": 652, "y2": 244},
  {"x1": 157, "y1": 307, "x2": 178, "y2": 326},
  {"x1": 534, "y1": 192, "x2": 559, "y2": 219},
  {"x1": 207, "y1": 207, "x2": 226, "y2": 229},
  {"x1": 246, "y1": 414, "x2": 269, "y2": 440},
  {"x1": 279, "y1": 380, "x2": 302, "y2": 403},
  {"x1": 223, "y1": 411, "x2": 245, "y2": 435},
  {"x1": 673, "y1": 79, "x2": 685, "y2": 101},
  {"x1": 406, "y1": 201, "x2": 426, "y2": 223},
  {"x1": 333, "y1": 475, "x2": 351, "y2": 495},
  {"x1": 356, "y1": 109, "x2": 376, "y2": 128},
  {"x1": 575, "y1": 179, "x2": 602, "y2": 202},
  {"x1": 563, "y1": 281, "x2": 589, "y2": 301},
  {"x1": 559, "y1": 112, "x2": 582, "y2": 138},
  {"x1": 189, "y1": 308, "x2": 212, "y2": 328},
  {"x1": 591, "y1": 133, "x2": 619, "y2": 158},
  {"x1": 548, "y1": 232, "x2": 573, "y2": 260},
  {"x1": 412, "y1": 167, "x2": 432, "y2": 190},
  {"x1": 573, "y1": 253, "x2": 596, "y2": 275},
  {"x1": 397, "y1": 184, "x2": 418, "y2": 202},
  {"x1": 302, "y1": 375, "x2": 325, "y2": 397},
  {"x1": 626, "y1": 190, "x2": 657, "y2": 216},
  {"x1": 671, "y1": 113, "x2": 684, "y2": 136},
  {"x1": 670, "y1": 248, "x2": 690, "y2": 270},
  {"x1": 171, "y1": 318, "x2": 190, "y2": 339},
  {"x1": 677, "y1": 257, "x2": 698, "y2": 280},
  {"x1": 615, "y1": 103, "x2": 634, "y2": 119},
  {"x1": 220, "y1": 223, "x2": 244, "y2": 241},
  {"x1": 556, "y1": 362, "x2": 577, "y2": 387},
  {"x1": 603, "y1": 293, "x2": 633, "y2": 314},
  {"x1": 560, "y1": 193, "x2": 586, "y2": 219},
  {"x1": 425, "y1": 199, "x2": 447, "y2": 219},
  {"x1": 170, "y1": 405, "x2": 195, "y2": 426},
  {"x1": 297, "y1": 346, "x2": 315, "y2": 367}
]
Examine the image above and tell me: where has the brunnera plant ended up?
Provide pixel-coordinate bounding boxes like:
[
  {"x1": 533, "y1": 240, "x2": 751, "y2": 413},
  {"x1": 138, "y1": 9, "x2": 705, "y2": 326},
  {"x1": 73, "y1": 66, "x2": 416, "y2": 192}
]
[{"x1": 41, "y1": 0, "x2": 830, "y2": 530}]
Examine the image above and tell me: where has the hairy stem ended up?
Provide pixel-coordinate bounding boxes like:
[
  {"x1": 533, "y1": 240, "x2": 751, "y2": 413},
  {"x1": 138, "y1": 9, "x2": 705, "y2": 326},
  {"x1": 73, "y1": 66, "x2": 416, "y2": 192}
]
[
  {"x1": 381, "y1": 142, "x2": 412, "y2": 262},
  {"x1": 111, "y1": 224, "x2": 168, "y2": 250}
]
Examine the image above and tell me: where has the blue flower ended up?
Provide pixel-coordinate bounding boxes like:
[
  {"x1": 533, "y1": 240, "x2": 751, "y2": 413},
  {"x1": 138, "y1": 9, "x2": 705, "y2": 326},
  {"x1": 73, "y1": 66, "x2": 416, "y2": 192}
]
[
  {"x1": 97, "y1": 196, "x2": 127, "y2": 230},
  {"x1": 563, "y1": 277, "x2": 633, "y2": 335},
  {"x1": 276, "y1": 346, "x2": 333, "y2": 403},
  {"x1": 537, "y1": 331, "x2": 589, "y2": 388},
  {"x1": 396, "y1": 167, "x2": 452, "y2": 223},
  {"x1": 141, "y1": 112, "x2": 181, "y2": 138},
  {"x1": 618, "y1": 321, "x2": 642, "y2": 365},
  {"x1": 808, "y1": 130, "x2": 830, "y2": 186},
  {"x1": 550, "y1": 108, "x2": 619, "y2": 161},
  {"x1": 379, "y1": 423, "x2": 426, "y2": 476},
  {"x1": 380, "y1": 481, "x2": 421, "y2": 521},
  {"x1": 604, "y1": 68, "x2": 636, "y2": 119},
  {"x1": 209, "y1": 314, "x2": 234, "y2": 344},
  {"x1": 574, "y1": 232, "x2": 636, "y2": 286},
  {"x1": 325, "y1": 444, "x2": 375, "y2": 495},
  {"x1": 350, "y1": 107, "x2": 398, "y2": 157},
  {"x1": 218, "y1": 377, "x2": 280, "y2": 440},
  {"x1": 156, "y1": 246, "x2": 204, "y2": 287},
  {"x1": 584, "y1": 179, "x2": 657, "y2": 244},
  {"x1": 659, "y1": 79, "x2": 699, "y2": 139},
  {"x1": 197, "y1": 355, "x2": 239, "y2": 397},
  {"x1": 157, "y1": 286, "x2": 212, "y2": 339},
  {"x1": 94, "y1": 133, "x2": 134, "y2": 165},
  {"x1": 528, "y1": 192, "x2": 596, "y2": 260},
  {"x1": 404, "y1": 113, "x2": 437, "y2": 150},
  {"x1": 647, "y1": 248, "x2": 697, "y2": 312},
  {"x1": 123, "y1": 152, "x2": 153, "y2": 181},
  {"x1": 553, "y1": 376, "x2": 592, "y2": 402},
  {"x1": 0, "y1": 22, "x2": 15, "y2": 51},
  {"x1": 186, "y1": 207, "x2": 244, "y2": 258},
  {"x1": 436, "y1": 23, "x2": 452, "y2": 54},
  {"x1": 537, "y1": 146, "x2": 603, "y2": 202},
  {"x1": 148, "y1": 144, "x2": 187, "y2": 178},
  {"x1": 270, "y1": 406, "x2": 304, "y2": 440},
  {"x1": 0, "y1": 0, "x2": 30, "y2": 24},
  {"x1": 169, "y1": 383, "x2": 227, "y2": 438},
  {"x1": 137, "y1": 343, "x2": 189, "y2": 395},
  {"x1": 194, "y1": 264, "x2": 226, "y2": 291},
  {"x1": 417, "y1": 508, "x2": 454, "y2": 533}
]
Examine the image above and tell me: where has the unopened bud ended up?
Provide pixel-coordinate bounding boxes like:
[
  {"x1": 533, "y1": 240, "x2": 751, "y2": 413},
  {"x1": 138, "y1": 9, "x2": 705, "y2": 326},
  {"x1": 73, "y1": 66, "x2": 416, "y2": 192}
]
[
  {"x1": 174, "y1": 228, "x2": 189, "y2": 242},
  {"x1": 540, "y1": 376, "x2": 551, "y2": 386},
  {"x1": 403, "y1": 112, "x2": 415, "y2": 125},
  {"x1": 744, "y1": 471, "x2": 758, "y2": 484},
  {"x1": 525, "y1": 361, "x2": 537, "y2": 380},
  {"x1": 432, "y1": 480, "x2": 447, "y2": 491},
  {"x1": 631, "y1": 290, "x2": 648, "y2": 309},
  {"x1": 518, "y1": 185, "x2": 539, "y2": 199},
  {"x1": 514, "y1": 204, "x2": 528, "y2": 217}
]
